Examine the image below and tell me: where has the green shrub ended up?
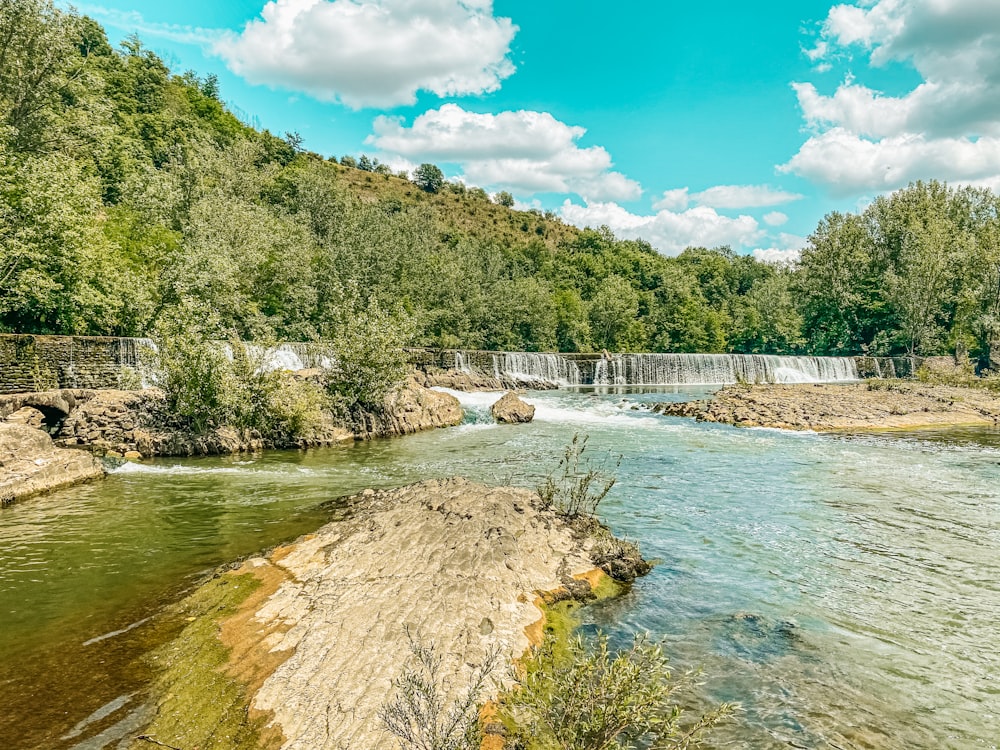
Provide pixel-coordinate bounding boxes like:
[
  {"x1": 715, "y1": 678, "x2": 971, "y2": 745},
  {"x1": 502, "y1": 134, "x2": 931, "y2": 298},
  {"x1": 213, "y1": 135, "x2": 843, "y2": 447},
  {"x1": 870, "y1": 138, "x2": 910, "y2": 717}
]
[
  {"x1": 502, "y1": 633, "x2": 736, "y2": 750},
  {"x1": 325, "y1": 298, "x2": 414, "y2": 409}
]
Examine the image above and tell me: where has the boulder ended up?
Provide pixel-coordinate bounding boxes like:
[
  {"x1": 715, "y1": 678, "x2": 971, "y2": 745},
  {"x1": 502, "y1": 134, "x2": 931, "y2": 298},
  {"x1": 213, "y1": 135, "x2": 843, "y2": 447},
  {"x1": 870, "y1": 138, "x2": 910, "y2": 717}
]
[
  {"x1": 0, "y1": 422, "x2": 105, "y2": 504},
  {"x1": 491, "y1": 391, "x2": 535, "y2": 424},
  {"x1": 6, "y1": 406, "x2": 46, "y2": 429}
]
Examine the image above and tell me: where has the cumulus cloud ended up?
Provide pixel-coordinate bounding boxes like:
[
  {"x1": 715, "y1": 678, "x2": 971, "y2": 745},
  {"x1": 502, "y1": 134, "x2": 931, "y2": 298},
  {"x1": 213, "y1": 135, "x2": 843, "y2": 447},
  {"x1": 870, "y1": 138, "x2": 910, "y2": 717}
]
[
  {"x1": 752, "y1": 233, "x2": 807, "y2": 265},
  {"x1": 785, "y1": 0, "x2": 1000, "y2": 193},
  {"x1": 559, "y1": 201, "x2": 762, "y2": 256},
  {"x1": 781, "y1": 128, "x2": 1000, "y2": 197},
  {"x1": 214, "y1": 0, "x2": 517, "y2": 108},
  {"x1": 651, "y1": 185, "x2": 800, "y2": 211},
  {"x1": 690, "y1": 184, "x2": 803, "y2": 209},
  {"x1": 368, "y1": 104, "x2": 642, "y2": 200},
  {"x1": 763, "y1": 211, "x2": 789, "y2": 226}
]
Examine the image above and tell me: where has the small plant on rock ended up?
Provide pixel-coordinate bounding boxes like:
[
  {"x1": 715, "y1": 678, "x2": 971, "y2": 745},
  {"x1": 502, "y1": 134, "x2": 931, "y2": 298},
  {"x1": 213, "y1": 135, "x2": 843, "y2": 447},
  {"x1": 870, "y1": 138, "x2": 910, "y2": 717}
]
[
  {"x1": 537, "y1": 433, "x2": 621, "y2": 520},
  {"x1": 379, "y1": 628, "x2": 501, "y2": 750}
]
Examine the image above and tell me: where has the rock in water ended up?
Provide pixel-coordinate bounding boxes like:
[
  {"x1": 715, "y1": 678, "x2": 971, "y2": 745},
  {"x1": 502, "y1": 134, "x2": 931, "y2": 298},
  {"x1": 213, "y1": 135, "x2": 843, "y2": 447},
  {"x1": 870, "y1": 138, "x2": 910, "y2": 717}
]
[
  {"x1": 134, "y1": 478, "x2": 647, "y2": 750},
  {"x1": 491, "y1": 391, "x2": 535, "y2": 423},
  {"x1": 0, "y1": 422, "x2": 105, "y2": 504}
]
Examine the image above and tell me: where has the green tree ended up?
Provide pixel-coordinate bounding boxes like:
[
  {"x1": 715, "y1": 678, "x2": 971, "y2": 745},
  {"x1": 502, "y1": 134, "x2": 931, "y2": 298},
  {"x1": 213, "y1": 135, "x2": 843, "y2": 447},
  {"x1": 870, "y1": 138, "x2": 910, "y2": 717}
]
[
  {"x1": 413, "y1": 162, "x2": 444, "y2": 193},
  {"x1": 495, "y1": 190, "x2": 514, "y2": 207}
]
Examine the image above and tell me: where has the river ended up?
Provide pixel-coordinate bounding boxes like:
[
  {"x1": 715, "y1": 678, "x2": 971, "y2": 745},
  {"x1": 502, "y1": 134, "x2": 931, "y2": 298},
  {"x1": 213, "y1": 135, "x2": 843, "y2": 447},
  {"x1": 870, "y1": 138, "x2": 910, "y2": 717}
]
[{"x1": 1, "y1": 387, "x2": 997, "y2": 749}]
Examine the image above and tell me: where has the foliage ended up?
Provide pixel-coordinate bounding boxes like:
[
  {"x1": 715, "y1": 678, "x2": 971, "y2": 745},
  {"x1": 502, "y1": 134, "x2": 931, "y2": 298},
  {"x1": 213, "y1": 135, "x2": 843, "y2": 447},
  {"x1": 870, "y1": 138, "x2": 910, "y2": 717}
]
[
  {"x1": 537, "y1": 434, "x2": 621, "y2": 520},
  {"x1": 325, "y1": 297, "x2": 414, "y2": 409},
  {"x1": 502, "y1": 633, "x2": 736, "y2": 750},
  {"x1": 379, "y1": 629, "x2": 501, "y2": 750},
  {"x1": 412, "y1": 162, "x2": 445, "y2": 193},
  {"x1": 5, "y1": 6, "x2": 1000, "y2": 370}
]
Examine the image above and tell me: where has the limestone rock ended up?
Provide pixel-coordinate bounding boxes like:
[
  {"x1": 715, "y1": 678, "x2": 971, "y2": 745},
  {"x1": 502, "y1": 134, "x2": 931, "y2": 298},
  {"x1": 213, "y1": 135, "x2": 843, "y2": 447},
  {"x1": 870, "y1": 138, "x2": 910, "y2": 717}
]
[
  {"x1": 653, "y1": 382, "x2": 1000, "y2": 431},
  {"x1": 0, "y1": 422, "x2": 105, "y2": 504},
  {"x1": 491, "y1": 391, "x2": 535, "y2": 424},
  {"x1": 138, "y1": 478, "x2": 642, "y2": 750},
  {"x1": 6, "y1": 406, "x2": 46, "y2": 429},
  {"x1": 352, "y1": 379, "x2": 463, "y2": 439}
]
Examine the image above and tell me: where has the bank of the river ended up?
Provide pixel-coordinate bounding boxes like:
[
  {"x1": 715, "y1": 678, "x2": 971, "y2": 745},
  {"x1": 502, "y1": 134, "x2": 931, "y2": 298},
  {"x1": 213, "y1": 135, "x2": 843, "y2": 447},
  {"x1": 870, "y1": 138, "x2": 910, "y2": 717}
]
[
  {"x1": 655, "y1": 381, "x2": 1000, "y2": 430},
  {"x1": 129, "y1": 478, "x2": 644, "y2": 750},
  {"x1": 0, "y1": 378, "x2": 462, "y2": 464}
]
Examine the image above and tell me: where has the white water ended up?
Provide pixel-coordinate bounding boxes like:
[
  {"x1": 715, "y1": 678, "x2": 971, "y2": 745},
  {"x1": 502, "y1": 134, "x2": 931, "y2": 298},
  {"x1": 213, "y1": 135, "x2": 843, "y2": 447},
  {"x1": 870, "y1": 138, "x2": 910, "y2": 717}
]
[
  {"x1": 594, "y1": 353, "x2": 858, "y2": 385},
  {"x1": 491, "y1": 352, "x2": 582, "y2": 386}
]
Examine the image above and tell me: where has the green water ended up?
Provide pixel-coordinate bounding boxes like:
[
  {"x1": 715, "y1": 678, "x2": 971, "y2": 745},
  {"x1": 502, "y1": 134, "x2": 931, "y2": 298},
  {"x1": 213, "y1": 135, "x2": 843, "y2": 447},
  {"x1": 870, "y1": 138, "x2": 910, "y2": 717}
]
[{"x1": 1, "y1": 388, "x2": 998, "y2": 749}]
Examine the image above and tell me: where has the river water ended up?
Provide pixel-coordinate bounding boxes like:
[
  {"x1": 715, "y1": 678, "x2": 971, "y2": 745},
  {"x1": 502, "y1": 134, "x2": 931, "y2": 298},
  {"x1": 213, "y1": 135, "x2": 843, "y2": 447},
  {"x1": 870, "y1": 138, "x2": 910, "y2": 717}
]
[{"x1": 1, "y1": 387, "x2": 998, "y2": 749}]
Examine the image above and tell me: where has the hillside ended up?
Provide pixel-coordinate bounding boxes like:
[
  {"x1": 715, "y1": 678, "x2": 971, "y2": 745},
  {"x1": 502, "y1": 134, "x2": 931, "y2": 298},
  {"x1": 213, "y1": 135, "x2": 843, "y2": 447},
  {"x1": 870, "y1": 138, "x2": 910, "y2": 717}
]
[{"x1": 3, "y1": 2, "x2": 1000, "y2": 363}]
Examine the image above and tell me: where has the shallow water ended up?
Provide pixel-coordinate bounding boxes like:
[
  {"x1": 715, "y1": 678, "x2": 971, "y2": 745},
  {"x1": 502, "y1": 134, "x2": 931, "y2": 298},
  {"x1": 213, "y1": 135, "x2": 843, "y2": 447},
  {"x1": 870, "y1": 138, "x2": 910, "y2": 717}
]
[{"x1": 1, "y1": 387, "x2": 998, "y2": 749}]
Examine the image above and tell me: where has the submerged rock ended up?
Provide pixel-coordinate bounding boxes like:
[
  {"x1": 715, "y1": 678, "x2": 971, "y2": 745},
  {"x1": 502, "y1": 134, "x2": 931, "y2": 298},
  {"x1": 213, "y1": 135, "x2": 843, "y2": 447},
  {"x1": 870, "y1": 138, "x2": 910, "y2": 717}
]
[
  {"x1": 0, "y1": 422, "x2": 105, "y2": 504},
  {"x1": 491, "y1": 391, "x2": 535, "y2": 424},
  {"x1": 135, "y1": 478, "x2": 646, "y2": 750}
]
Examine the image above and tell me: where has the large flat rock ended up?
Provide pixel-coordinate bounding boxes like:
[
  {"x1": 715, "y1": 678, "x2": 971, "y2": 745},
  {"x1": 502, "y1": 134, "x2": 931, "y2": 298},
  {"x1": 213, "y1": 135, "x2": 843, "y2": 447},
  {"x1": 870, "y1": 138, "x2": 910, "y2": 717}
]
[
  {"x1": 0, "y1": 422, "x2": 105, "y2": 504},
  {"x1": 656, "y1": 382, "x2": 1000, "y2": 431},
  {"x1": 138, "y1": 478, "x2": 611, "y2": 750}
]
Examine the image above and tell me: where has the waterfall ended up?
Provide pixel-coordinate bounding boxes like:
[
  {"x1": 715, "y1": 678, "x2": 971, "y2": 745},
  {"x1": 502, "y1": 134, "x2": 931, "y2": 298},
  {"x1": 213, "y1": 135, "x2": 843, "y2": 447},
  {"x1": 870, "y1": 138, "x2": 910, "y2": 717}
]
[
  {"x1": 491, "y1": 353, "x2": 582, "y2": 386},
  {"x1": 593, "y1": 353, "x2": 858, "y2": 386}
]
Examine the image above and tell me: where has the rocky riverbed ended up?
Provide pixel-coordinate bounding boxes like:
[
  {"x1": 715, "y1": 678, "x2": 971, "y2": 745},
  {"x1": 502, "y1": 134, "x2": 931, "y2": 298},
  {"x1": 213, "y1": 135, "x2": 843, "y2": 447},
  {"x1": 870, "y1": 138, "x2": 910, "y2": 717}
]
[
  {"x1": 129, "y1": 478, "x2": 646, "y2": 750},
  {"x1": 655, "y1": 381, "x2": 1000, "y2": 431}
]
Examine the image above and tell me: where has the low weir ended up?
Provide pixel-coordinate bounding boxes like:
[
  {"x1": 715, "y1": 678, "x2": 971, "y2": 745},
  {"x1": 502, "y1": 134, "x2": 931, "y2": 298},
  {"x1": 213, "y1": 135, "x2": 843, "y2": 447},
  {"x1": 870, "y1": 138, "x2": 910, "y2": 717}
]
[
  {"x1": 448, "y1": 350, "x2": 862, "y2": 387},
  {"x1": 2, "y1": 334, "x2": 907, "y2": 393}
]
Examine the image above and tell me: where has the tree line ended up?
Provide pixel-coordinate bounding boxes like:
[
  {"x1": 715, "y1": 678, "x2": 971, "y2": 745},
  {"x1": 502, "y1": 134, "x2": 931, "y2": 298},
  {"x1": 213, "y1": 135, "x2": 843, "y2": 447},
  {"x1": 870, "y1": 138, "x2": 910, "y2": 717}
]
[{"x1": 2, "y1": 2, "x2": 998, "y2": 368}]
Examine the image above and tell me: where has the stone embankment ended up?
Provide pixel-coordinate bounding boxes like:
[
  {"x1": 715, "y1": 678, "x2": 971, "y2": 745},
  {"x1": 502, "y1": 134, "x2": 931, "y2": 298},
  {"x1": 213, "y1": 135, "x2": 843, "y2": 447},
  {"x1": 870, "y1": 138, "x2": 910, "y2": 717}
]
[
  {"x1": 131, "y1": 478, "x2": 647, "y2": 750},
  {"x1": 0, "y1": 421, "x2": 105, "y2": 504},
  {"x1": 0, "y1": 379, "x2": 463, "y2": 460},
  {"x1": 655, "y1": 382, "x2": 1000, "y2": 431}
]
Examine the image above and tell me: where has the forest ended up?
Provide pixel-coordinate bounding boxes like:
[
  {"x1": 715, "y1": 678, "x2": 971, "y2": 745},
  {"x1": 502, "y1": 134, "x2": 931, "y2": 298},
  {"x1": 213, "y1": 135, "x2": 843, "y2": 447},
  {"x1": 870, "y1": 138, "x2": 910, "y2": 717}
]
[{"x1": 3, "y1": 1, "x2": 1000, "y2": 366}]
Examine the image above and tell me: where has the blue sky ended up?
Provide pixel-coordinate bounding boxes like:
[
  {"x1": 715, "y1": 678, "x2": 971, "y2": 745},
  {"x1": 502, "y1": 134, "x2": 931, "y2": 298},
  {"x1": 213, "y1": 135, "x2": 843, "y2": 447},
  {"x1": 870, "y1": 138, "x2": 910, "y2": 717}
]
[{"x1": 70, "y1": 1, "x2": 1000, "y2": 260}]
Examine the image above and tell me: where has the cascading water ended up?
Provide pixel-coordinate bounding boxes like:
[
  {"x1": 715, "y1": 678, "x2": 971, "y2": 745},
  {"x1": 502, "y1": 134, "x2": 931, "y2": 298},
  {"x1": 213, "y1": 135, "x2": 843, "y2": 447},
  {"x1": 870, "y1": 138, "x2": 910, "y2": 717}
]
[
  {"x1": 594, "y1": 353, "x2": 858, "y2": 385},
  {"x1": 491, "y1": 352, "x2": 581, "y2": 386}
]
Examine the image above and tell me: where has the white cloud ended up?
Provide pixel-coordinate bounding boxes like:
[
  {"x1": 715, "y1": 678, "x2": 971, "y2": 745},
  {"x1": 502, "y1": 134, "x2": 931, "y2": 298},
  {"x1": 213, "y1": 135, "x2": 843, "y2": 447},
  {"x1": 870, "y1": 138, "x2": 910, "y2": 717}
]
[
  {"x1": 786, "y1": 0, "x2": 1000, "y2": 194},
  {"x1": 690, "y1": 184, "x2": 803, "y2": 209},
  {"x1": 559, "y1": 201, "x2": 762, "y2": 256},
  {"x1": 214, "y1": 0, "x2": 517, "y2": 108},
  {"x1": 753, "y1": 248, "x2": 801, "y2": 265},
  {"x1": 75, "y1": 5, "x2": 222, "y2": 45},
  {"x1": 652, "y1": 187, "x2": 690, "y2": 211},
  {"x1": 368, "y1": 104, "x2": 642, "y2": 200},
  {"x1": 763, "y1": 211, "x2": 789, "y2": 226},
  {"x1": 752, "y1": 233, "x2": 807, "y2": 265},
  {"x1": 780, "y1": 128, "x2": 1000, "y2": 197}
]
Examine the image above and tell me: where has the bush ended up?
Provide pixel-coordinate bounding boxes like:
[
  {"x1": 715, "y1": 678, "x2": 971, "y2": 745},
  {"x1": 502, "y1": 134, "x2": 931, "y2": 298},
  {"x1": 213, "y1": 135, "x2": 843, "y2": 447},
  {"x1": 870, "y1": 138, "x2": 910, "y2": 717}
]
[
  {"x1": 537, "y1": 434, "x2": 621, "y2": 519},
  {"x1": 379, "y1": 629, "x2": 501, "y2": 750},
  {"x1": 502, "y1": 633, "x2": 736, "y2": 750},
  {"x1": 325, "y1": 298, "x2": 414, "y2": 409}
]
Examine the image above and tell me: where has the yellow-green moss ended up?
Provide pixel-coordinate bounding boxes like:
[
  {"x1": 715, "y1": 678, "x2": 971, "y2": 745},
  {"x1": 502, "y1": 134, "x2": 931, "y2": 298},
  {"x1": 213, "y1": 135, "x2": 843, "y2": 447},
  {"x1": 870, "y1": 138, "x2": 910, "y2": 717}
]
[{"x1": 128, "y1": 571, "x2": 269, "y2": 750}]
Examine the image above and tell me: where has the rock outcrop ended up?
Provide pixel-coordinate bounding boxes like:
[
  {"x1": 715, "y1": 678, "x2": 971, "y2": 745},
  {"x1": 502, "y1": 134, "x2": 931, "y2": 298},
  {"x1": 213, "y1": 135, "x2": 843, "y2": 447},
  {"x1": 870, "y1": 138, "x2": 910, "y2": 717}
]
[
  {"x1": 0, "y1": 422, "x2": 105, "y2": 504},
  {"x1": 491, "y1": 391, "x2": 536, "y2": 424},
  {"x1": 654, "y1": 382, "x2": 1000, "y2": 431},
  {"x1": 352, "y1": 379, "x2": 463, "y2": 439},
  {"x1": 413, "y1": 368, "x2": 504, "y2": 392},
  {"x1": 134, "y1": 478, "x2": 646, "y2": 750},
  {"x1": 2, "y1": 379, "x2": 463, "y2": 459}
]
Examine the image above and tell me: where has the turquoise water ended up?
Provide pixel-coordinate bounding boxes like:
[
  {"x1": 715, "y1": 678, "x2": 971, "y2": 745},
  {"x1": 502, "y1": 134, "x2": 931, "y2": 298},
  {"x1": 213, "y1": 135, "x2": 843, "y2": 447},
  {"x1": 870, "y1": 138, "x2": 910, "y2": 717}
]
[{"x1": 1, "y1": 387, "x2": 998, "y2": 748}]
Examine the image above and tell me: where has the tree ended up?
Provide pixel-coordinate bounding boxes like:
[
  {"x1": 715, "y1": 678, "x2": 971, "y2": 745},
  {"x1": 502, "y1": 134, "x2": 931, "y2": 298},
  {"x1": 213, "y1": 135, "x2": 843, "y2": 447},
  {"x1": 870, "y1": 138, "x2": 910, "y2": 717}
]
[
  {"x1": 413, "y1": 163, "x2": 444, "y2": 193},
  {"x1": 494, "y1": 190, "x2": 514, "y2": 208}
]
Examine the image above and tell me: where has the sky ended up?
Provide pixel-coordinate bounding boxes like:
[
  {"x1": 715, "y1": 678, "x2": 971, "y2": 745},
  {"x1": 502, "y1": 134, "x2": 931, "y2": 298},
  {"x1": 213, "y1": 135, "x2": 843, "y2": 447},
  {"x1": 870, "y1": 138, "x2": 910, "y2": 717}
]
[{"x1": 67, "y1": 0, "x2": 1000, "y2": 261}]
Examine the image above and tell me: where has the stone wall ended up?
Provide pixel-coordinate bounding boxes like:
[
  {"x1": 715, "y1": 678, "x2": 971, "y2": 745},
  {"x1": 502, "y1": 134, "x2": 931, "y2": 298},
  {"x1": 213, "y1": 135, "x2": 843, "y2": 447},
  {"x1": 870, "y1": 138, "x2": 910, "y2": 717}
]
[{"x1": 0, "y1": 335, "x2": 145, "y2": 394}]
